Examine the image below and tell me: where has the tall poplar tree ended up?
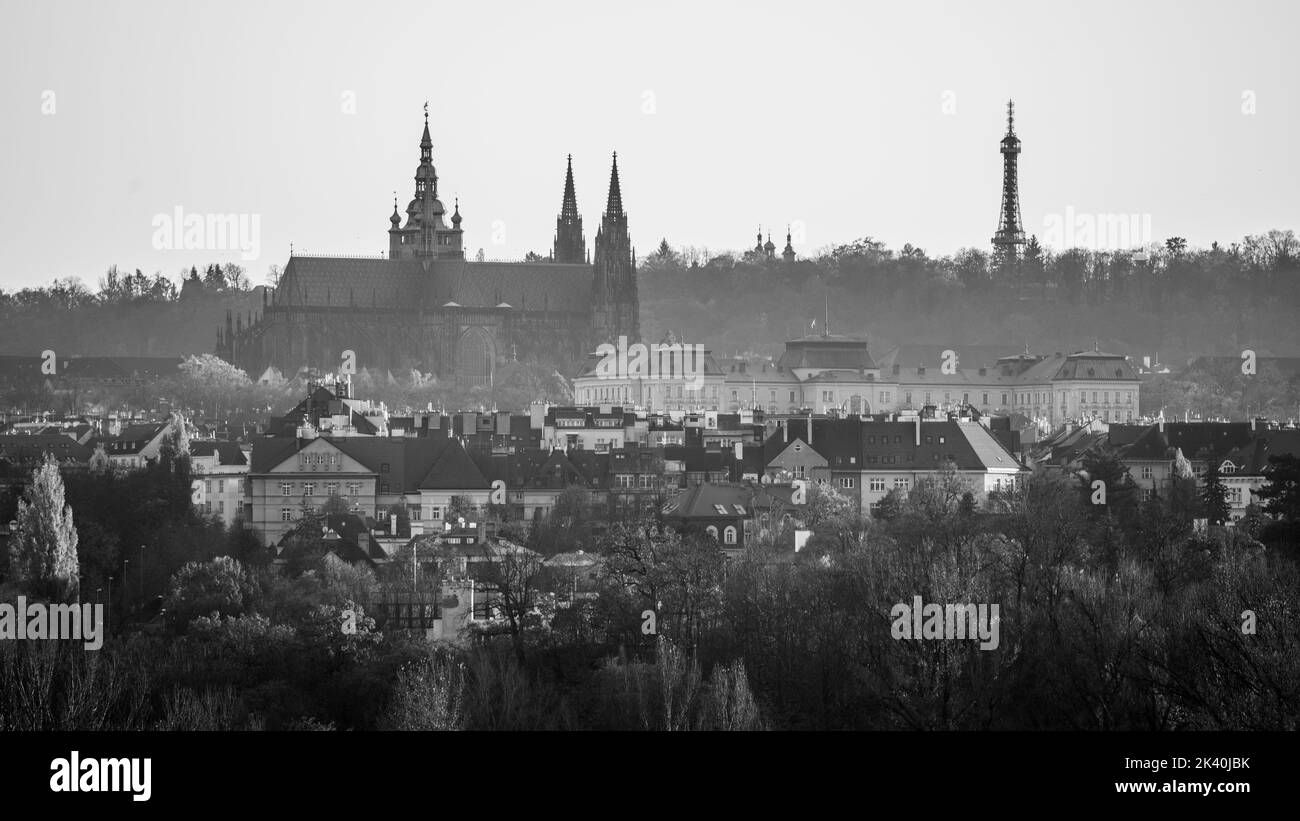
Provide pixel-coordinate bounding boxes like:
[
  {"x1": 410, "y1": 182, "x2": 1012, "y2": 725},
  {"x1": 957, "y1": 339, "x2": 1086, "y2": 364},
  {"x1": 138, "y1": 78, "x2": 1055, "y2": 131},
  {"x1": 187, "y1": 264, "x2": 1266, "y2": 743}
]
[{"x1": 9, "y1": 452, "x2": 80, "y2": 602}]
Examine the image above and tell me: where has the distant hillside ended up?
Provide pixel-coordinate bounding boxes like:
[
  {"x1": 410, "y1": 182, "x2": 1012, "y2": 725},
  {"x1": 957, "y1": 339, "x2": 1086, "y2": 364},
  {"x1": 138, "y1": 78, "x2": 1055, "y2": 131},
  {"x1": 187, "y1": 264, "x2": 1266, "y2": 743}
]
[{"x1": 0, "y1": 288, "x2": 264, "y2": 359}]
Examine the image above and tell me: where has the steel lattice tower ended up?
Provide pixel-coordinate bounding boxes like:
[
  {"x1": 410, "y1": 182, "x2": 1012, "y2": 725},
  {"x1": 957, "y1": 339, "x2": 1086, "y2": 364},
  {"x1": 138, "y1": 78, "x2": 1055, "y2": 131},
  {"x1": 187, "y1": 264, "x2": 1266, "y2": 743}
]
[{"x1": 991, "y1": 99, "x2": 1026, "y2": 262}]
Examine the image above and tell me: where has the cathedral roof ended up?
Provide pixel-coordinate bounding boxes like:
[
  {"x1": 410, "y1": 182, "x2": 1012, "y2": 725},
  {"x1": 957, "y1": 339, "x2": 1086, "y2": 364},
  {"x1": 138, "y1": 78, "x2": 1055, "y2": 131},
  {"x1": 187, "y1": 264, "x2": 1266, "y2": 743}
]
[{"x1": 276, "y1": 255, "x2": 595, "y2": 313}]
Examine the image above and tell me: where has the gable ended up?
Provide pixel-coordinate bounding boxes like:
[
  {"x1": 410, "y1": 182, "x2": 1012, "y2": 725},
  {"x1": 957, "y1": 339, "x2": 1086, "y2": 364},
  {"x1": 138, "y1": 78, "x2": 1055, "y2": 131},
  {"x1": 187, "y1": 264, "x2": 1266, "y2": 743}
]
[
  {"x1": 767, "y1": 438, "x2": 827, "y2": 469},
  {"x1": 267, "y1": 438, "x2": 371, "y2": 474}
]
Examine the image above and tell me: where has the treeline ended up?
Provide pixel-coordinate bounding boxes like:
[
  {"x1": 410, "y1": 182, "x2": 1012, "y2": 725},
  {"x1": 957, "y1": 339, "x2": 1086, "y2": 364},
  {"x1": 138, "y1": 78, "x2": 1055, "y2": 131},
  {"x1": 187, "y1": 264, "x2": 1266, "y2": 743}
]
[
  {"x1": 0, "y1": 264, "x2": 267, "y2": 358},
  {"x1": 639, "y1": 230, "x2": 1300, "y2": 365}
]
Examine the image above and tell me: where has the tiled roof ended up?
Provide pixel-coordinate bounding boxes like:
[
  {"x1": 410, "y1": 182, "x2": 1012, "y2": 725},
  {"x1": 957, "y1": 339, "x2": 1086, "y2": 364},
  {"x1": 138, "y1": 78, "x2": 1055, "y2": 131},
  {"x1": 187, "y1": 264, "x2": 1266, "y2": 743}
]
[
  {"x1": 1013, "y1": 351, "x2": 1139, "y2": 383},
  {"x1": 251, "y1": 435, "x2": 489, "y2": 490},
  {"x1": 109, "y1": 424, "x2": 169, "y2": 454},
  {"x1": 275, "y1": 257, "x2": 426, "y2": 309},
  {"x1": 0, "y1": 435, "x2": 92, "y2": 463},
  {"x1": 433, "y1": 261, "x2": 593, "y2": 312},
  {"x1": 190, "y1": 441, "x2": 248, "y2": 465},
  {"x1": 1221, "y1": 430, "x2": 1300, "y2": 474},
  {"x1": 877, "y1": 345, "x2": 1028, "y2": 370},
  {"x1": 777, "y1": 336, "x2": 878, "y2": 371},
  {"x1": 1121, "y1": 422, "x2": 1254, "y2": 462},
  {"x1": 663, "y1": 482, "x2": 793, "y2": 519},
  {"x1": 279, "y1": 257, "x2": 598, "y2": 314},
  {"x1": 764, "y1": 418, "x2": 1023, "y2": 472}
]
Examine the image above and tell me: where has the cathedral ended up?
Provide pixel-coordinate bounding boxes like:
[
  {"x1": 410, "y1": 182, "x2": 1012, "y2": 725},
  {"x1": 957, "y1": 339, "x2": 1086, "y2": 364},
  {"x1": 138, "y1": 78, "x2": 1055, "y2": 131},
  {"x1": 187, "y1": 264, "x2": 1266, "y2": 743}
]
[{"x1": 217, "y1": 110, "x2": 641, "y2": 386}]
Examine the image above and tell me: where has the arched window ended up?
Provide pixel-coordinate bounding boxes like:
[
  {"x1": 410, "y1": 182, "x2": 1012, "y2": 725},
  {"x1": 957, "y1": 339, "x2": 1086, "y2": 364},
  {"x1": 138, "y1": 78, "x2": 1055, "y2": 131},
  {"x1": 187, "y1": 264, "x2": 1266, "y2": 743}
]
[
  {"x1": 705, "y1": 525, "x2": 718, "y2": 540},
  {"x1": 723, "y1": 526, "x2": 737, "y2": 545}
]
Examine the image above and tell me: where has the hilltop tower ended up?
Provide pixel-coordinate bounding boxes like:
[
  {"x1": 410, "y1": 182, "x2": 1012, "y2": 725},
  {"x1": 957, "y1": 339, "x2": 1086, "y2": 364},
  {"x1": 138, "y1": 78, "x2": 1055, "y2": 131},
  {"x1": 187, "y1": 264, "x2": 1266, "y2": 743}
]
[{"x1": 991, "y1": 99, "x2": 1026, "y2": 264}]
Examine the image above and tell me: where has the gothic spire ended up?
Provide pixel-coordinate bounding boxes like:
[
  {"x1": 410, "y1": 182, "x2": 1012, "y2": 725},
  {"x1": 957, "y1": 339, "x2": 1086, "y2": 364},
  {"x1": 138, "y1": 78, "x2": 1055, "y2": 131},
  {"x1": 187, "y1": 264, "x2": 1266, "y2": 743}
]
[
  {"x1": 604, "y1": 151, "x2": 624, "y2": 217},
  {"x1": 554, "y1": 154, "x2": 586, "y2": 263},
  {"x1": 560, "y1": 154, "x2": 579, "y2": 222}
]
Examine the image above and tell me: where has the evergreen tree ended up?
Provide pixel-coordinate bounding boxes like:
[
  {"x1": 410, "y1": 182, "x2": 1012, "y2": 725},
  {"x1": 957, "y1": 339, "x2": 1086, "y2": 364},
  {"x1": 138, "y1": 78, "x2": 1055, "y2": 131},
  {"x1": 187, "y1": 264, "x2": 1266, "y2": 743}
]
[
  {"x1": 1078, "y1": 450, "x2": 1138, "y2": 519},
  {"x1": 1200, "y1": 462, "x2": 1231, "y2": 525},
  {"x1": 9, "y1": 453, "x2": 80, "y2": 601},
  {"x1": 1257, "y1": 454, "x2": 1300, "y2": 521},
  {"x1": 958, "y1": 491, "x2": 977, "y2": 518}
]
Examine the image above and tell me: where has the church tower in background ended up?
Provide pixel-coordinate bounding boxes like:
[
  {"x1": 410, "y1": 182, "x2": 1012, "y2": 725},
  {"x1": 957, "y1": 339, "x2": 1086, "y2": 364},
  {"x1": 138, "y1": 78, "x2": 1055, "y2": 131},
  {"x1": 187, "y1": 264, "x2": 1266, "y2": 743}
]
[
  {"x1": 553, "y1": 154, "x2": 586, "y2": 263},
  {"x1": 388, "y1": 105, "x2": 464, "y2": 261},
  {"x1": 592, "y1": 152, "x2": 641, "y2": 343}
]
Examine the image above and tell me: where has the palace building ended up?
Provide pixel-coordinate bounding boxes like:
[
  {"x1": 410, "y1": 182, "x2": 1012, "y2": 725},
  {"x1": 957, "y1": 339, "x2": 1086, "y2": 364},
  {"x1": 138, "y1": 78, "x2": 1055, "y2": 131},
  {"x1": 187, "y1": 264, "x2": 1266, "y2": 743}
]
[{"x1": 217, "y1": 110, "x2": 640, "y2": 386}]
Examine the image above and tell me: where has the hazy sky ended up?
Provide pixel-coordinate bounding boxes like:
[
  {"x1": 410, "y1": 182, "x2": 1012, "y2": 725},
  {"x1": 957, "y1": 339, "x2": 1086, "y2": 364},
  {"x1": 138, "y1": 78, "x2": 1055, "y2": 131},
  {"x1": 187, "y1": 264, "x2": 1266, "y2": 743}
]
[{"x1": 1, "y1": 0, "x2": 1296, "y2": 291}]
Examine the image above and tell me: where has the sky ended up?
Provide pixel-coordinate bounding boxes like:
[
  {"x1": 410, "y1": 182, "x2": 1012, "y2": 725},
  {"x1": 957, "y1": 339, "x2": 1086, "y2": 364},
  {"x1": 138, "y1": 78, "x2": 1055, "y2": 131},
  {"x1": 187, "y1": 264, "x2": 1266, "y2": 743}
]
[{"x1": 1, "y1": 0, "x2": 1296, "y2": 291}]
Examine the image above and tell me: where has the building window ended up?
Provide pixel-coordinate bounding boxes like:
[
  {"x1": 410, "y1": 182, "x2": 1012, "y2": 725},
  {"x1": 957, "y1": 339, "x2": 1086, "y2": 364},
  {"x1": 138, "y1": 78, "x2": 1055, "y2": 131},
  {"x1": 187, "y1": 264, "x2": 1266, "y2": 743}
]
[
  {"x1": 430, "y1": 507, "x2": 442, "y2": 520},
  {"x1": 303, "y1": 482, "x2": 315, "y2": 496},
  {"x1": 347, "y1": 482, "x2": 361, "y2": 496},
  {"x1": 894, "y1": 478, "x2": 910, "y2": 490},
  {"x1": 280, "y1": 508, "x2": 293, "y2": 522},
  {"x1": 326, "y1": 482, "x2": 339, "y2": 495},
  {"x1": 280, "y1": 482, "x2": 293, "y2": 496},
  {"x1": 839, "y1": 477, "x2": 855, "y2": 489},
  {"x1": 381, "y1": 462, "x2": 390, "y2": 473},
  {"x1": 723, "y1": 526, "x2": 737, "y2": 545},
  {"x1": 870, "y1": 477, "x2": 886, "y2": 492},
  {"x1": 706, "y1": 525, "x2": 719, "y2": 540},
  {"x1": 1140, "y1": 466, "x2": 1153, "y2": 480},
  {"x1": 205, "y1": 479, "x2": 212, "y2": 494}
]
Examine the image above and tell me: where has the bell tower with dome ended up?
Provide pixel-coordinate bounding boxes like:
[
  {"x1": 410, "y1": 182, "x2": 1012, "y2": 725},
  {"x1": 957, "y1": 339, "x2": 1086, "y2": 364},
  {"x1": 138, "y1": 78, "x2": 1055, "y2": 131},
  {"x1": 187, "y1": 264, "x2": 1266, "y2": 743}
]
[{"x1": 388, "y1": 104, "x2": 465, "y2": 260}]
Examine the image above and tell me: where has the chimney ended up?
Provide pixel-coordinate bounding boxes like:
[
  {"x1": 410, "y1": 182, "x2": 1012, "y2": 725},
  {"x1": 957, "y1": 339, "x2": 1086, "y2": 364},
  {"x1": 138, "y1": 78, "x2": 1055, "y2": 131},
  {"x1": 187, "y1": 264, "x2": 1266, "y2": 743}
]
[
  {"x1": 1250, "y1": 417, "x2": 1256, "y2": 432},
  {"x1": 390, "y1": 514, "x2": 397, "y2": 535},
  {"x1": 782, "y1": 421, "x2": 788, "y2": 443},
  {"x1": 807, "y1": 412, "x2": 813, "y2": 446},
  {"x1": 1158, "y1": 417, "x2": 1164, "y2": 435},
  {"x1": 914, "y1": 415, "x2": 921, "y2": 447}
]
